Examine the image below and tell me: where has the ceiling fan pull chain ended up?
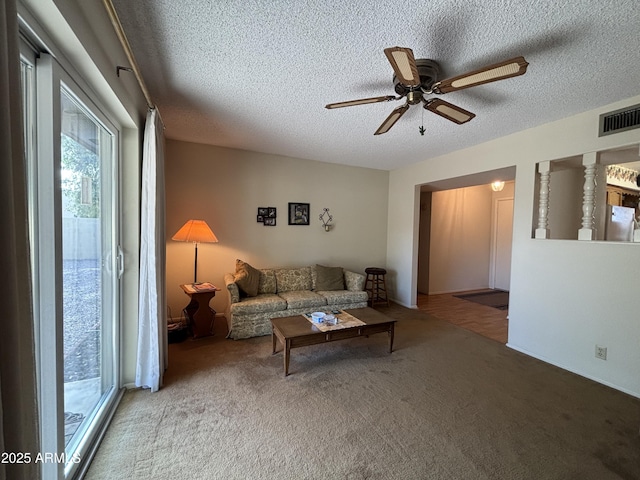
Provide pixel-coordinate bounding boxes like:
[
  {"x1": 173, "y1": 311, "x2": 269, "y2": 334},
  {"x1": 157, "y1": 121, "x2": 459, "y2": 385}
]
[{"x1": 419, "y1": 109, "x2": 426, "y2": 136}]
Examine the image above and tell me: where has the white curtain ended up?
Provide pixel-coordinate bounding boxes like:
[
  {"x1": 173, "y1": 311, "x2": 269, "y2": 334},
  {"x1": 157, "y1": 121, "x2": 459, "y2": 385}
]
[
  {"x1": 135, "y1": 108, "x2": 167, "y2": 392},
  {"x1": 0, "y1": 0, "x2": 40, "y2": 478}
]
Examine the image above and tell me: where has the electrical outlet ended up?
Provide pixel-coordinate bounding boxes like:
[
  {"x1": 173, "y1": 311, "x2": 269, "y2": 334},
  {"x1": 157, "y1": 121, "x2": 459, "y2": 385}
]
[{"x1": 595, "y1": 345, "x2": 607, "y2": 360}]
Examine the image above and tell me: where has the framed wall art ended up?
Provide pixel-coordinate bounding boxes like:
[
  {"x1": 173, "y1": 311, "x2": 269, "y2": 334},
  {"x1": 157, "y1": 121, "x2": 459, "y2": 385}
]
[
  {"x1": 288, "y1": 202, "x2": 310, "y2": 225},
  {"x1": 257, "y1": 207, "x2": 276, "y2": 224}
]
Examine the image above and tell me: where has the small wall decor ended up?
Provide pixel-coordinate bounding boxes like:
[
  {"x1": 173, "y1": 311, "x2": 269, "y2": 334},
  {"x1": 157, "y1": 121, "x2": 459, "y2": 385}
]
[
  {"x1": 288, "y1": 202, "x2": 310, "y2": 225},
  {"x1": 319, "y1": 208, "x2": 333, "y2": 231},
  {"x1": 607, "y1": 165, "x2": 639, "y2": 183},
  {"x1": 257, "y1": 207, "x2": 276, "y2": 225}
]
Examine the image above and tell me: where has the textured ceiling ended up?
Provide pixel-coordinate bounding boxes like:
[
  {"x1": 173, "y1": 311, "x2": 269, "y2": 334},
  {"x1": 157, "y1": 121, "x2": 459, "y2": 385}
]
[{"x1": 111, "y1": 0, "x2": 640, "y2": 171}]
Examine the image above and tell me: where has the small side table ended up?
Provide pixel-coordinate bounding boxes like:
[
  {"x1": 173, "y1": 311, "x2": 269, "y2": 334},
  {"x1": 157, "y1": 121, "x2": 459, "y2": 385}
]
[{"x1": 180, "y1": 283, "x2": 220, "y2": 338}]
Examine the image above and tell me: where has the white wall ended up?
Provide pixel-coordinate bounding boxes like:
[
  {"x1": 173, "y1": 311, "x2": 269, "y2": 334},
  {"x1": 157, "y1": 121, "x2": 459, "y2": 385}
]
[
  {"x1": 428, "y1": 185, "x2": 492, "y2": 294},
  {"x1": 388, "y1": 95, "x2": 640, "y2": 397},
  {"x1": 546, "y1": 168, "x2": 584, "y2": 239},
  {"x1": 165, "y1": 140, "x2": 389, "y2": 317}
]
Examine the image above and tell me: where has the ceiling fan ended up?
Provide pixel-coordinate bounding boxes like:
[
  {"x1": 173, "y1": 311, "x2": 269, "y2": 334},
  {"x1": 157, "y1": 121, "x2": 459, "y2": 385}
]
[{"x1": 325, "y1": 47, "x2": 528, "y2": 135}]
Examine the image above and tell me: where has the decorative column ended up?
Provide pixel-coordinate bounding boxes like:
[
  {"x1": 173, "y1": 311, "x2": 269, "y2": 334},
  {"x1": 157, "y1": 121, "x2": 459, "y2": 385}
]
[
  {"x1": 535, "y1": 161, "x2": 551, "y2": 239},
  {"x1": 578, "y1": 152, "x2": 598, "y2": 241}
]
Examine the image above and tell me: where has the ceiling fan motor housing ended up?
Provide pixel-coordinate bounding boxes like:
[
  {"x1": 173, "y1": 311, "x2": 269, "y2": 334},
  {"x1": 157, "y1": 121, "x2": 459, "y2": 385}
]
[{"x1": 393, "y1": 59, "x2": 441, "y2": 95}]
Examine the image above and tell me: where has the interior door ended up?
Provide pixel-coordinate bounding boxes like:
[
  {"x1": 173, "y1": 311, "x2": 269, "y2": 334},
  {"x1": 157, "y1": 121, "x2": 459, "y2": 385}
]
[{"x1": 492, "y1": 197, "x2": 514, "y2": 291}]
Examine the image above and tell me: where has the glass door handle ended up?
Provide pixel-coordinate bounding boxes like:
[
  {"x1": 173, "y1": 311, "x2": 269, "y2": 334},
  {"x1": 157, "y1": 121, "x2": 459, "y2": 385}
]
[
  {"x1": 117, "y1": 245, "x2": 125, "y2": 278},
  {"x1": 104, "y1": 251, "x2": 113, "y2": 274}
]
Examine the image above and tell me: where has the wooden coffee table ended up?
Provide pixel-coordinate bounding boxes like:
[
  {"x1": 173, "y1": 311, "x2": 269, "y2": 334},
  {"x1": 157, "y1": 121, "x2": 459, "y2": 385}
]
[{"x1": 270, "y1": 307, "x2": 396, "y2": 376}]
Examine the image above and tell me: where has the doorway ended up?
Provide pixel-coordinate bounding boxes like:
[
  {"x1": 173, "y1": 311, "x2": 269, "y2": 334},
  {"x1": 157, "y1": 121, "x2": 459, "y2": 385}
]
[{"x1": 416, "y1": 172, "x2": 515, "y2": 343}]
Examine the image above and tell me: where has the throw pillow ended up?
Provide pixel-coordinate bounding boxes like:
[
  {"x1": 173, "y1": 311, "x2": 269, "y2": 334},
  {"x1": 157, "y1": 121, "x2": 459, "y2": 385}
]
[
  {"x1": 235, "y1": 259, "x2": 261, "y2": 297},
  {"x1": 315, "y1": 264, "x2": 344, "y2": 291}
]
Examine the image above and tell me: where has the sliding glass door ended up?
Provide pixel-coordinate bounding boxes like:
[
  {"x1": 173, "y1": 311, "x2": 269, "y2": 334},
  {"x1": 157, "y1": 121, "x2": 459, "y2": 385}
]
[
  {"x1": 59, "y1": 87, "x2": 118, "y2": 464},
  {"x1": 21, "y1": 47, "x2": 122, "y2": 479}
]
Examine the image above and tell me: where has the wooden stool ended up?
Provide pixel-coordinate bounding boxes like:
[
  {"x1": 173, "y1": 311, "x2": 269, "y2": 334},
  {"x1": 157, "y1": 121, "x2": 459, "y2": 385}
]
[{"x1": 364, "y1": 267, "x2": 389, "y2": 307}]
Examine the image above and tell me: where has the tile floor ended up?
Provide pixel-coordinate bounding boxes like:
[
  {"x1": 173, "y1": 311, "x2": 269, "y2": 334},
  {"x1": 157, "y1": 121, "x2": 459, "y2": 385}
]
[{"x1": 417, "y1": 291, "x2": 508, "y2": 343}]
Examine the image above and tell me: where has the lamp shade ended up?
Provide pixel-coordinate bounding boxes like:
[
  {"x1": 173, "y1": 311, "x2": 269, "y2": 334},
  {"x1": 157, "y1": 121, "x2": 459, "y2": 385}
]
[{"x1": 172, "y1": 220, "x2": 218, "y2": 244}]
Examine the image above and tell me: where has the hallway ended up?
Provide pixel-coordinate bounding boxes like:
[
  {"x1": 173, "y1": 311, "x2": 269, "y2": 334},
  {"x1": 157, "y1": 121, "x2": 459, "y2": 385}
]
[{"x1": 417, "y1": 291, "x2": 508, "y2": 343}]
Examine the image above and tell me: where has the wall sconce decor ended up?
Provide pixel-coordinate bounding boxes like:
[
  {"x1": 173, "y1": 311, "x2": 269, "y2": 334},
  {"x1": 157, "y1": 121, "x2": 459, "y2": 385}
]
[
  {"x1": 319, "y1": 208, "x2": 333, "y2": 231},
  {"x1": 491, "y1": 181, "x2": 505, "y2": 192}
]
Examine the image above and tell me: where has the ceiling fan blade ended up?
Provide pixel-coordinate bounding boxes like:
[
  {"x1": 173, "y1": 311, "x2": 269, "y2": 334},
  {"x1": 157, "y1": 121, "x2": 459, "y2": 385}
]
[
  {"x1": 374, "y1": 104, "x2": 409, "y2": 135},
  {"x1": 325, "y1": 95, "x2": 397, "y2": 109},
  {"x1": 384, "y1": 47, "x2": 420, "y2": 86},
  {"x1": 424, "y1": 99, "x2": 476, "y2": 124},
  {"x1": 424, "y1": 98, "x2": 476, "y2": 125},
  {"x1": 433, "y1": 56, "x2": 528, "y2": 94}
]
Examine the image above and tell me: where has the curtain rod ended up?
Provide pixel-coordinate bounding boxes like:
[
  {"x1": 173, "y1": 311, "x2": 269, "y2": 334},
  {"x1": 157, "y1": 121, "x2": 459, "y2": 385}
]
[{"x1": 102, "y1": 0, "x2": 157, "y2": 116}]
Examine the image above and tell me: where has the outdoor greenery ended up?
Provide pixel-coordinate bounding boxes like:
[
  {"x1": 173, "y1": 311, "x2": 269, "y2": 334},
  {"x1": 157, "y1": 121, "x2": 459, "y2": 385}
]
[{"x1": 61, "y1": 134, "x2": 100, "y2": 218}]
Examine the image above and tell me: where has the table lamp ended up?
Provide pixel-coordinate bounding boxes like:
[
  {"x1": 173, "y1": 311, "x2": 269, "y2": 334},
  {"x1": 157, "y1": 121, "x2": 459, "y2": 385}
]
[{"x1": 172, "y1": 219, "x2": 218, "y2": 283}]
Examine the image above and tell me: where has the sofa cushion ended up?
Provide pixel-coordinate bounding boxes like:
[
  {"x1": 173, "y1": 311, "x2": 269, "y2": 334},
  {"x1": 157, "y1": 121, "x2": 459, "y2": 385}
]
[
  {"x1": 345, "y1": 270, "x2": 365, "y2": 291},
  {"x1": 275, "y1": 267, "x2": 312, "y2": 292},
  {"x1": 278, "y1": 290, "x2": 327, "y2": 309},
  {"x1": 224, "y1": 273, "x2": 240, "y2": 304},
  {"x1": 315, "y1": 264, "x2": 344, "y2": 291},
  {"x1": 230, "y1": 294, "x2": 287, "y2": 315},
  {"x1": 235, "y1": 259, "x2": 261, "y2": 297},
  {"x1": 258, "y1": 269, "x2": 277, "y2": 294},
  {"x1": 317, "y1": 290, "x2": 369, "y2": 305}
]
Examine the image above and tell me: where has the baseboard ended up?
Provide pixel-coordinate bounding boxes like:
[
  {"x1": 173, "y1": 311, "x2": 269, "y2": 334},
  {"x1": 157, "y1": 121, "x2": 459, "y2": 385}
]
[
  {"x1": 389, "y1": 297, "x2": 417, "y2": 309},
  {"x1": 506, "y1": 343, "x2": 640, "y2": 399},
  {"x1": 169, "y1": 312, "x2": 224, "y2": 323}
]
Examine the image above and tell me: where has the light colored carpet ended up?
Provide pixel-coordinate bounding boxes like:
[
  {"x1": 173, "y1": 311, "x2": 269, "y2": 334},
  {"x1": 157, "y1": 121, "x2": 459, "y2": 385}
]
[{"x1": 86, "y1": 305, "x2": 640, "y2": 479}]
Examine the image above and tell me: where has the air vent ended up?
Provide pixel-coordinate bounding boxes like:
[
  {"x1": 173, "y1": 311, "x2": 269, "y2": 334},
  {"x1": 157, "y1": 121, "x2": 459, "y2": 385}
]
[{"x1": 599, "y1": 104, "x2": 640, "y2": 137}]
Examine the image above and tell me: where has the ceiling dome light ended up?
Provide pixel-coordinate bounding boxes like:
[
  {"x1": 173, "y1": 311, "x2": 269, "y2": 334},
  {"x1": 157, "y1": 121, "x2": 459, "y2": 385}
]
[{"x1": 491, "y1": 181, "x2": 505, "y2": 192}]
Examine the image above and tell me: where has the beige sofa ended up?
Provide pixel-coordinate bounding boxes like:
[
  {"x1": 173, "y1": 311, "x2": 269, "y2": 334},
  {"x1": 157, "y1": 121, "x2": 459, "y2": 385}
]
[{"x1": 224, "y1": 263, "x2": 368, "y2": 339}]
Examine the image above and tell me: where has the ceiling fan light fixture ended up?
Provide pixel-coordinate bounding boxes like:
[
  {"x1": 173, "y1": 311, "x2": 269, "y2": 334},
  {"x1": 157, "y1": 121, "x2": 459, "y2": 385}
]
[
  {"x1": 407, "y1": 90, "x2": 423, "y2": 105},
  {"x1": 325, "y1": 47, "x2": 528, "y2": 135}
]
